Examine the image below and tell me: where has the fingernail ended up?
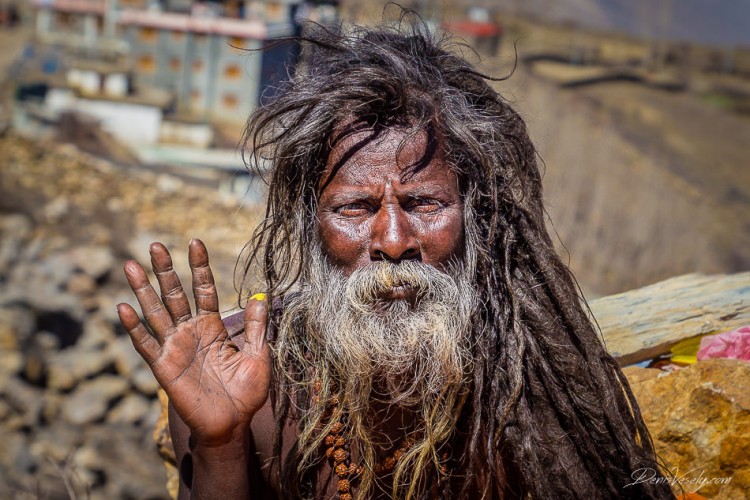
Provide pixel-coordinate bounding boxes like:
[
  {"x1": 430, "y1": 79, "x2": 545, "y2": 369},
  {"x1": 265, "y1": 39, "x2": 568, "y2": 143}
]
[{"x1": 250, "y1": 292, "x2": 266, "y2": 301}]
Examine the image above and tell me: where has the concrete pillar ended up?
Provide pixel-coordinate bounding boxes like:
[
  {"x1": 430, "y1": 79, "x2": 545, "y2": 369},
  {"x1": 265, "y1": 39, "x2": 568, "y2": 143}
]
[
  {"x1": 83, "y1": 15, "x2": 97, "y2": 45},
  {"x1": 36, "y1": 8, "x2": 52, "y2": 35}
]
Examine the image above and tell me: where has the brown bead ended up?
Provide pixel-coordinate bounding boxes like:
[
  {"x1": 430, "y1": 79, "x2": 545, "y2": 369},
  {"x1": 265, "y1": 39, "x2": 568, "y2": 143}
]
[
  {"x1": 330, "y1": 396, "x2": 340, "y2": 405},
  {"x1": 333, "y1": 448, "x2": 347, "y2": 463},
  {"x1": 335, "y1": 463, "x2": 349, "y2": 477},
  {"x1": 374, "y1": 463, "x2": 382, "y2": 475},
  {"x1": 340, "y1": 494, "x2": 352, "y2": 500},
  {"x1": 393, "y1": 448, "x2": 403, "y2": 461},
  {"x1": 326, "y1": 446, "x2": 335, "y2": 459},
  {"x1": 337, "y1": 479, "x2": 351, "y2": 493},
  {"x1": 354, "y1": 464, "x2": 364, "y2": 476},
  {"x1": 330, "y1": 421, "x2": 344, "y2": 434},
  {"x1": 324, "y1": 435, "x2": 335, "y2": 446},
  {"x1": 382, "y1": 456, "x2": 396, "y2": 471},
  {"x1": 334, "y1": 436, "x2": 346, "y2": 448}
]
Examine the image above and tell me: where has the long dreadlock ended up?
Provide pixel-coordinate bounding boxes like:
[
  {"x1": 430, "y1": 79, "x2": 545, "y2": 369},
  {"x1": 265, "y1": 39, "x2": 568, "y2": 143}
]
[{"x1": 239, "y1": 13, "x2": 673, "y2": 499}]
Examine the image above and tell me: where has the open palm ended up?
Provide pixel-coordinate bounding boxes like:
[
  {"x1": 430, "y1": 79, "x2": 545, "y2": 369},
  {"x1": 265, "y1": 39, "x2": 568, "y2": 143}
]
[{"x1": 117, "y1": 239, "x2": 271, "y2": 446}]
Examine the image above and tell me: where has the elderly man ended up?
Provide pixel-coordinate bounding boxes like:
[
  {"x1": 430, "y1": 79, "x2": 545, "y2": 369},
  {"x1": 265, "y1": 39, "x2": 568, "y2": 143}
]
[{"x1": 117, "y1": 20, "x2": 674, "y2": 500}]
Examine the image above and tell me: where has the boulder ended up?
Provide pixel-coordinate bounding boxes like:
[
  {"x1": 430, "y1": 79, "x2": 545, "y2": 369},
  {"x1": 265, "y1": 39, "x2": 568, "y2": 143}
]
[
  {"x1": 0, "y1": 349, "x2": 22, "y2": 389},
  {"x1": 0, "y1": 213, "x2": 32, "y2": 277},
  {"x1": 624, "y1": 358, "x2": 750, "y2": 499},
  {"x1": 0, "y1": 308, "x2": 28, "y2": 387},
  {"x1": 21, "y1": 329, "x2": 61, "y2": 387},
  {"x1": 0, "y1": 429, "x2": 34, "y2": 490},
  {"x1": 107, "y1": 393, "x2": 152, "y2": 425},
  {"x1": 61, "y1": 375, "x2": 129, "y2": 425},
  {"x1": 132, "y1": 367, "x2": 160, "y2": 396},
  {"x1": 78, "y1": 424, "x2": 171, "y2": 499},
  {"x1": 0, "y1": 400, "x2": 9, "y2": 421},
  {"x1": 78, "y1": 315, "x2": 117, "y2": 350},
  {"x1": 108, "y1": 335, "x2": 147, "y2": 378},
  {"x1": 0, "y1": 306, "x2": 35, "y2": 349},
  {"x1": 67, "y1": 245, "x2": 114, "y2": 281},
  {"x1": 29, "y1": 423, "x2": 83, "y2": 463},
  {"x1": 1, "y1": 377, "x2": 44, "y2": 430},
  {"x1": 66, "y1": 272, "x2": 98, "y2": 296},
  {"x1": 46, "y1": 346, "x2": 113, "y2": 391}
]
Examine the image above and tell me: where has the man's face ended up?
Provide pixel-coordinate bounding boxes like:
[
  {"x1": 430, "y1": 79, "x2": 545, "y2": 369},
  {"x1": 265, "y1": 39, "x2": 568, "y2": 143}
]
[{"x1": 316, "y1": 128, "x2": 465, "y2": 295}]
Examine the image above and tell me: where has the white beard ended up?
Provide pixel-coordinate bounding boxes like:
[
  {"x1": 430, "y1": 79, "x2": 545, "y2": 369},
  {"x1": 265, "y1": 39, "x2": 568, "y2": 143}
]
[{"x1": 292, "y1": 245, "x2": 477, "y2": 406}]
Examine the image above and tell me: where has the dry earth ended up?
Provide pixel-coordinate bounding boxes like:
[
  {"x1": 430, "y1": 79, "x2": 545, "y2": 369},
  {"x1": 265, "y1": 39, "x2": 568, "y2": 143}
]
[{"x1": 518, "y1": 71, "x2": 750, "y2": 296}]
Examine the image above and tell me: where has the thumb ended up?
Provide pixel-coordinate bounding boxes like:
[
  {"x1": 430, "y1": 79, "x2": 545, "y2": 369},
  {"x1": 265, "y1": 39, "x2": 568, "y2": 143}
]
[{"x1": 243, "y1": 293, "x2": 269, "y2": 357}]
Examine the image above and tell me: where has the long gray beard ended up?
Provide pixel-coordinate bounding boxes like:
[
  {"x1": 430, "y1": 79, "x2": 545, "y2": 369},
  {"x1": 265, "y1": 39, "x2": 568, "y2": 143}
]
[
  {"x1": 274, "y1": 244, "x2": 479, "y2": 496},
  {"x1": 289, "y1": 245, "x2": 477, "y2": 406}
]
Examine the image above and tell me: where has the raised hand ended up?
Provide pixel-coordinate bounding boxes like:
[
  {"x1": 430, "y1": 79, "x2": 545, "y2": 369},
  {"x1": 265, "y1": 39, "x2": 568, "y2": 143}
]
[{"x1": 117, "y1": 239, "x2": 271, "y2": 447}]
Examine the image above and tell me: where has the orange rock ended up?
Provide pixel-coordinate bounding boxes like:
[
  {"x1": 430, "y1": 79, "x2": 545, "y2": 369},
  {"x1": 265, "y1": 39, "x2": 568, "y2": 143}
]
[{"x1": 624, "y1": 359, "x2": 749, "y2": 499}]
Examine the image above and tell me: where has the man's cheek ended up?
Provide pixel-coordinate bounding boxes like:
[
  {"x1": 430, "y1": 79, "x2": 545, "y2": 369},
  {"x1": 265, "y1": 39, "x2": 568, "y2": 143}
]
[
  {"x1": 419, "y1": 216, "x2": 465, "y2": 264},
  {"x1": 317, "y1": 224, "x2": 369, "y2": 274}
]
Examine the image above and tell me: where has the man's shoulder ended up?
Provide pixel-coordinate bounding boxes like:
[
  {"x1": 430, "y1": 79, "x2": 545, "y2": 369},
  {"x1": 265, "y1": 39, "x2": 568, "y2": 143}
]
[
  {"x1": 222, "y1": 309, "x2": 246, "y2": 339},
  {"x1": 222, "y1": 294, "x2": 291, "y2": 344}
]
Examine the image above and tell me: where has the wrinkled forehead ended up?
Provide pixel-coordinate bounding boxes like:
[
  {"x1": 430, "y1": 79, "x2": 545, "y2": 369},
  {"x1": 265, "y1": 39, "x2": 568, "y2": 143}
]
[{"x1": 320, "y1": 123, "x2": 443, "y2": 189}]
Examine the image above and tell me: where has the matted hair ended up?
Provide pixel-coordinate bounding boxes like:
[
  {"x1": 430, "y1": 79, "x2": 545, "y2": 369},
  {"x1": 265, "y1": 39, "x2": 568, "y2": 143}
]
[{"x1": 239, "y1": 12, "x2": 674, "y2": 500}]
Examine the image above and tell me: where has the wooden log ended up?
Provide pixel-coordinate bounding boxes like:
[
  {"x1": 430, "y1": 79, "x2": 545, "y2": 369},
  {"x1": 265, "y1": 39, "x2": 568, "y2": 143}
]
[{"x1": 589, "y1": 272, "x2": 750, "y2": 366}]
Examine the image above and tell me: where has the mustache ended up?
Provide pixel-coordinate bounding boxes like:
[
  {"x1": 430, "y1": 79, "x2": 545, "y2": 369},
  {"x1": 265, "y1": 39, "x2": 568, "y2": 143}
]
[{"x1": 344, "y1": 259, "x2": 463, "y2": 307}]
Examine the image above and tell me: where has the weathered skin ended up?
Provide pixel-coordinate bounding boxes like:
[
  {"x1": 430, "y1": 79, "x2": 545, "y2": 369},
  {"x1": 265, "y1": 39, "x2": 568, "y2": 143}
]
[
  {"x1": 318, "y1": 129, "x2": 464, "y2": 279},
  {"x1": 118, "y1": 129, "x2": 465, "y2": 498}
]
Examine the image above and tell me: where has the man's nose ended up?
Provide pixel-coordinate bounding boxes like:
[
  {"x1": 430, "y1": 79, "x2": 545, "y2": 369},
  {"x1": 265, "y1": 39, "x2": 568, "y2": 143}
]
[{"x1": 369, "y1": 206, "x2": 420, "y2": 262}]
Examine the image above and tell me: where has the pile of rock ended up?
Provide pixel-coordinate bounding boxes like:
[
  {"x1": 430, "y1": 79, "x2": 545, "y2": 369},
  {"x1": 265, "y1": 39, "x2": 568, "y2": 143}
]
[
  {"x1": 0, "y1": 132, "x2": 264, "y2": 499},
  {"x1": 0, "y1": 211, "x2": 168, "y2": 498}
]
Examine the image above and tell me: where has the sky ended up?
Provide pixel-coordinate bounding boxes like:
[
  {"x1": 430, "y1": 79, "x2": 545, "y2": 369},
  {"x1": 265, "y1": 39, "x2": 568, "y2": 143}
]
[{"x1": 510, "y1": 0, "x2": 750, "y2": 47}]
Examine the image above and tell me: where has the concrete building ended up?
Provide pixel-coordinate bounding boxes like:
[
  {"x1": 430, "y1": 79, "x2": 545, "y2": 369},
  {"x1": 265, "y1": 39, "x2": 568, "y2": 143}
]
[{"x1": 29, "y1": 0, "x2": 308, "y2": 128}]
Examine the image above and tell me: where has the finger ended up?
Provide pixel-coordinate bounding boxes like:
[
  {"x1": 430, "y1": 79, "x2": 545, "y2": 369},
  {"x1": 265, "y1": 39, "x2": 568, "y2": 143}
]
[
  {"x1": 150, "y1": 242, "x2": 192, "y2": 325},
  {"x1": 243, "y1": 293, "x2": 269, "y2": 357},
  {"x1": 123, "y1": 260, "x2": 174, "y2": 341},
  {"x1": 188, "y1": 238, "x2": 219, "y2": 315},
  {"x1": 118, "y1": 303, "x2": 161, "y2": 366}
]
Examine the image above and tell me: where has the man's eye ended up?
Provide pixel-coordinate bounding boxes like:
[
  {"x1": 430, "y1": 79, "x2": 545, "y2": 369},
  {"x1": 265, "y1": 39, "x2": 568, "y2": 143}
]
[
  {"x1": 336, "y1": 203, "x2": 370, "y2": 216},
  {"x1": 409, "y1": 198, "x2": 442, "y2": 212}
]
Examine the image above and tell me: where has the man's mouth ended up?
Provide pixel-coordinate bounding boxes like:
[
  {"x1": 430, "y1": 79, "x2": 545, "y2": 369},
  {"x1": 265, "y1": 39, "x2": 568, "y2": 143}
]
[{"x1": 377, "y1": 283, "x2": 418, "y2": 300}]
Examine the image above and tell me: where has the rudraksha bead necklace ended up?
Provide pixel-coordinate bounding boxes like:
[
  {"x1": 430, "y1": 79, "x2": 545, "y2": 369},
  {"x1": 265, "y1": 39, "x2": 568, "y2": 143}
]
[
  {"x1": 319, "y1": 394, "x2": 449, "y2": 499},
  {"x1": 324, "y1": 415, "x2": 423, "y2": 499}
]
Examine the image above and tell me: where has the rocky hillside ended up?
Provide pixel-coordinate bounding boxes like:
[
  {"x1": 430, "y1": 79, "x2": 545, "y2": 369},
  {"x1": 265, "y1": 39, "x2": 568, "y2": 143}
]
[
  {"x1": 0, "y1": 133, "x2": 263, "y2": 498},
  {"x1": 484, "y1": 62, "x2": 750, "y2": 297}
]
